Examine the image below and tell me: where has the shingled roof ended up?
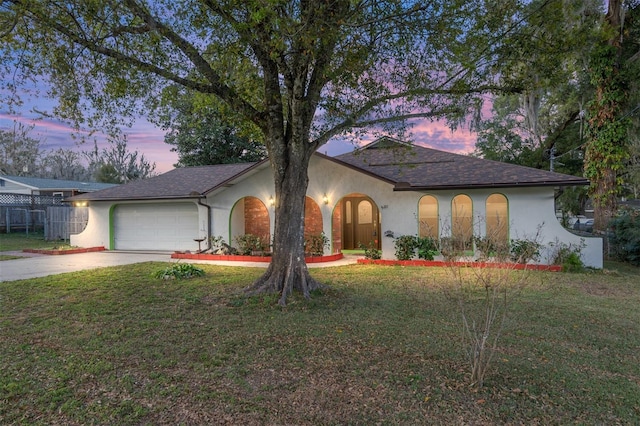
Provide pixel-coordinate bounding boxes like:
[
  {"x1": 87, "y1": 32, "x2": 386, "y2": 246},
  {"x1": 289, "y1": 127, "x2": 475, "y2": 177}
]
[
  {"x1": 71, "y1": 138, "x2": 588, "y2": 202},
  {"x1": 1, "y1": 175, "x2": 117, "y2": 192},
  {"x1": 330, "y1": 138, "x2": 589, "y2": 190},
  {"x1": 70, "y1": 162, "x2": 265, "y2": 201}
]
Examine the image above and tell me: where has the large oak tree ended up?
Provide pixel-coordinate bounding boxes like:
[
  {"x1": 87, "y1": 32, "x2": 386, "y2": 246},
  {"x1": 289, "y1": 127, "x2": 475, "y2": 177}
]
[{"x1": 1, "y1": 0, "x2": 536, "y2": 304}]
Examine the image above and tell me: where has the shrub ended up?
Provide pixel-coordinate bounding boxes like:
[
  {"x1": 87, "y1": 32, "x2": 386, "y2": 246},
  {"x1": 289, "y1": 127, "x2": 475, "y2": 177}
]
[
  {"x1": 548, "y1": 239, "x2": 585, "y2": 272},
  {"x1": 305, "y1": 232, "x2": 329, "y2": 256},
  {"x1": 234, "y1": 234, "x2": 265, "y2": 255},
  {"x1": 509, "y1": 239, "x2": 541, "y2": 264},
  {"x1": 609, "y1": 211, "x2": 640, "y2": 265},
  {"x1": 473, "y1": 236, "x2": 510, "y2": 261},
  {"x1": 416, "y1": 236, "x2": 438, "y2": 260},
  {"x1": 209, "y1": 235, "x2": 226, "y2": 251},
  {"x1": 438, "y1": 237, "x2": 466, "y2": 260},
  {"x1": 394, "y1": 235, "x2": 417, "y2": 260},
  {"x1": 359, "y1": 241, "x2": 381, "y2": 259},
  {"x1": 153, "y1": 263, "x2": 205, "y2": 280}
]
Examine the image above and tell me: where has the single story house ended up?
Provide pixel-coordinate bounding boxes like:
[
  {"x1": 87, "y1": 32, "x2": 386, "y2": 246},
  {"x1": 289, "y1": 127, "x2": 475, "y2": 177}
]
[
  {"x1": 69, "y1": 138, "x2": 603, "y2": 268},
  {"x1": 0, "y1": 175, "x2": 117, "y2": 198}
]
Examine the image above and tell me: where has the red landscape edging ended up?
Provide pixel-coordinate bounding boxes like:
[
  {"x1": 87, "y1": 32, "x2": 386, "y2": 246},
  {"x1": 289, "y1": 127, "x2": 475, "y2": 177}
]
[
  {"x1": 23, "y1": 246, "x2": 106, "y2": 255},
  {"x1": 171, "y1": 252, "x2": 345, "y2": 263}
]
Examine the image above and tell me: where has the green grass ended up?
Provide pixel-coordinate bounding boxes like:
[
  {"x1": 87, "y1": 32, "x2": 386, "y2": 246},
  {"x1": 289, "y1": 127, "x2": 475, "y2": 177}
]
[
  {"x1": 2, "y1": 260, "x2": 640, "y2": 424},
  {"x1": 0, "y1": 232, "x2": 72, "y2": 253}
]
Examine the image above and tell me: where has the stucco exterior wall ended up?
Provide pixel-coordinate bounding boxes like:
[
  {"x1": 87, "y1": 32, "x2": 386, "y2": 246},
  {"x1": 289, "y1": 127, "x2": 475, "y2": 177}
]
[
  {"x1": 71, "y1": 155, "x2": 602, "y2": 268},
  {"x1": 70, "y1": 200, "x2": 112, "y2": 248}
]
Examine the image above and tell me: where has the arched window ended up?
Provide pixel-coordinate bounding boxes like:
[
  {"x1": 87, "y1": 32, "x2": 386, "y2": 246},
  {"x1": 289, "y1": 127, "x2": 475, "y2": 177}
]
[
  {"x1": 418, "y1": 195, "x2": 438, "y2": 239},
  {"x1": 452, "y1": 194, "x2": 473, "y2": 250},
  {"x1": 358, "y1": 200, "x2": 373, "y2": 224},
  {"x1": 486, "y1": 193, "x2": 508, "y2": 244}
]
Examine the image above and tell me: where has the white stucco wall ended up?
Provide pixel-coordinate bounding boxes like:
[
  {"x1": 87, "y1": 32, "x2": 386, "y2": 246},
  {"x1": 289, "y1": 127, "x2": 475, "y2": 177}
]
[
  {"x1": 70, "y1": 199, "x2": 209, "y2": 251},
  {"x1": 70, "y1": 200, "x2": 112, "y2": 248},
  {"x1": 71, "y1": 155, "x2": 602, "y2": 268}
]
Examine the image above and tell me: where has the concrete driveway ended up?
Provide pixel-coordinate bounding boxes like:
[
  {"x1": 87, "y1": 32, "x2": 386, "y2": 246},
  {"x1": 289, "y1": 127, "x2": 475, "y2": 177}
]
[{"x1": 0, "y1": 250, "x2": 359, "y2": 282}]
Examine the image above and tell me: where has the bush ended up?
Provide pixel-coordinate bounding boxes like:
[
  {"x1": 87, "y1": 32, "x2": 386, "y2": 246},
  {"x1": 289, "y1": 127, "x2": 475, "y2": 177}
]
[
  {"x1": 305, "y1": 232, "x2": 329, "y2": 256},
  {"x1": 438, "y1": 237, "x2": 466, "y2": 260},
  {"x1": 548, "y1": 239, "x2": 585, "y2": 272},
  {"x1": 392, "y1": 235, "x2": 438, "y2": 261},
  {"x1": 394, "y1": 235, "x2": 417, "y2": 260},
  {"x1": 359, "y1": 241, "x2": 382, "y2": 259},
  {"x1": 609, "y1": 212, "x2": 640, "y2": 265},
  {"x1": 153, "y1": 263, "x2": 205, "y2": 280},
  {"x1": 473, "y1": 236, "x2": 510, "y2": 261},
  {"x1": 416, "y1": 236, "x2": 437, "y2": 260},
  {"x1": 509, "y1": 239, "x2": 541, "y2": 264},
  {"x1": 234, "y1": 234, "x2": 265, "y2": 255},
  {"x1": 209, "y1": 235, "x2": 226, "y2": 251}
]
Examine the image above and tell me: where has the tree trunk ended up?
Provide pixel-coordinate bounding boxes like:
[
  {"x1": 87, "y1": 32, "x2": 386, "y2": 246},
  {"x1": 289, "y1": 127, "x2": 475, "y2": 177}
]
[
  {"x1": 246, "y1": 149, "x2": 323, "y2": 306},
  {"x1": 585, "y1": 0, "x2": 627, "y2": 233}
]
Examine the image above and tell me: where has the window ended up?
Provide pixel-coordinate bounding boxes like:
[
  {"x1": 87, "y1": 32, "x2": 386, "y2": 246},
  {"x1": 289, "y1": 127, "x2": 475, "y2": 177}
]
[
  {"x1": 418, "y1": 195, "x2": 438, "y2": 239},
  {"x1": 357, "y1": 200, "x2": 373, "y2": 224},
  {"x1": 452, "y1": 194, "x2": 473, "y2": 250},
  {"x1": 486, "y1": 193, "x2": 508, "y2": 244}
]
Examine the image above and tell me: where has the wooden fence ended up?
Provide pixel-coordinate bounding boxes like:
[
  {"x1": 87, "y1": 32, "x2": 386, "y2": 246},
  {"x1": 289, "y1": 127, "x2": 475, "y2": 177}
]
[{"x1": 1, "y1": 194, "x2": 88, "y2": 241}]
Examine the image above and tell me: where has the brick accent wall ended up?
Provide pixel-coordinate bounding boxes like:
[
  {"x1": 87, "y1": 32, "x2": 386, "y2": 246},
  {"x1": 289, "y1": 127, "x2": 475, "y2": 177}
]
[
  {"x1": 304, "y1": 197, "x2": 323, "y2": 238},
  {"x1": 332, "y1": 200, "x2": 342, "y2": 253},
  {"x1": 244, "y1": 197, "x2": 271, "y2": 247}
]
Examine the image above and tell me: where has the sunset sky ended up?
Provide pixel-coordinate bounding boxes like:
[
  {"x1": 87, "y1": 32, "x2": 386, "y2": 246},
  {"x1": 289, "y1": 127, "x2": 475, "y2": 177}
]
[{"x1": 0, "y1": 89, "x2": 480, "y2": 174}]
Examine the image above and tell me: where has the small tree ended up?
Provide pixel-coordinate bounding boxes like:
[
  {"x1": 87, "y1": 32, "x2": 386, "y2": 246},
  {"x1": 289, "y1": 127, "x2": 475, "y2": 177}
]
[{"x1": 439, "y1": 222, "x2": 541, "y2": 388}]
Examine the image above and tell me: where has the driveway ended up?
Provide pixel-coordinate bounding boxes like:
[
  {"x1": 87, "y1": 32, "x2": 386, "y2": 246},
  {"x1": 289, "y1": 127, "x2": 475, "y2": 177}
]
[{"x1": 0, "y1": 251, "x2": 359, "y2": 282}]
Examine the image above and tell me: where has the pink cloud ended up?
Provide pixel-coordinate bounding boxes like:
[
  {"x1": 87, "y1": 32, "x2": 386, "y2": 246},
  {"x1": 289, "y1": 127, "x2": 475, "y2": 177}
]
[{"x1": 410, "y1": 119, "x2": 477, "y2": 154}]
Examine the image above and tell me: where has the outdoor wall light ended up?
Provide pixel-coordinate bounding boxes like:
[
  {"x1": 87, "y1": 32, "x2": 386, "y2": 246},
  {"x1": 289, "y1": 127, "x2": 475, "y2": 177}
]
[
  {"x1": 323, "y1": 194, "x2": 329, "y2": 205},
  {"x1": 269, "y1": 196, "x2": 275, "y2": 207}
]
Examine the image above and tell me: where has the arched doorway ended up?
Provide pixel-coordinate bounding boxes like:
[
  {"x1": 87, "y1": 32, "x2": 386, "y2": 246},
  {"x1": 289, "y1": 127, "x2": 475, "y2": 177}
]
[
  {"x1": 337, "y1": 194, "x2": 380, "y2": 250},
  {"x1": 230, "y1": 196, "x2": 271, "y2": 249}
]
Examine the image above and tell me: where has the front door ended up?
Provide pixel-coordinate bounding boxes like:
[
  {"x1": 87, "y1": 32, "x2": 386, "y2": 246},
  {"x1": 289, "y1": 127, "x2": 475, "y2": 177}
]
[{"x1": 342, "y1": 196, "x2": 380, "y2": 250}]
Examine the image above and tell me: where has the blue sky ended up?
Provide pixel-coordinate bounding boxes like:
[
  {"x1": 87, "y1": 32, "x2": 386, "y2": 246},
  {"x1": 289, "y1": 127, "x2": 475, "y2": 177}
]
[{"x1": 0, "y1": 87, "x2": 479, "y2": 174}]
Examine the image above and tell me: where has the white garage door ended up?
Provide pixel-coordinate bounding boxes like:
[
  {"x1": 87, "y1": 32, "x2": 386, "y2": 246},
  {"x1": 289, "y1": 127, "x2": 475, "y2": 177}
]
[{"x1": 113, "y1": 203, "x2": 200, "y2": 251}]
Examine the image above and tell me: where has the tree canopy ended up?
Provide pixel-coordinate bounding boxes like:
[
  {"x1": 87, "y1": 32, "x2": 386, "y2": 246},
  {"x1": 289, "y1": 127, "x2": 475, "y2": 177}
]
[
  {"x1": 156, "y1": 87, "x2": 266, "y2": 166},
  {"x1": 0, "y1": 0, "x2": 575, "y2": 303}
]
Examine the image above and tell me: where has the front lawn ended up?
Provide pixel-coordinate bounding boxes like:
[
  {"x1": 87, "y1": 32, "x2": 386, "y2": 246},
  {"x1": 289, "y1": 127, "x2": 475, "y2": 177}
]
[
  {"x1": 1, "y1": 263, "x2": 639, "y2": 424},
  {"x1": 0, "y1": 232, "x2": 72, "y2": 252}
]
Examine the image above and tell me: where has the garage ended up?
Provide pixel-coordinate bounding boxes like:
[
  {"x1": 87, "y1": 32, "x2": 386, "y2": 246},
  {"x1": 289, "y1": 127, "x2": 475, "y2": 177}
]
[{"x1": 113, "y1": 203, "x2": 200, "y2": 251}]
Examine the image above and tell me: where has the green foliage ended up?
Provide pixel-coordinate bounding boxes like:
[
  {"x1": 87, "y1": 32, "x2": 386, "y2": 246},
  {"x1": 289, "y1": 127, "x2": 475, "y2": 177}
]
[
  {"x1": 394, "y1": 235, "x2": 417, "y2": 261},
  {"x1": 609, "y1": 211, "x2": 640, "y2": 265},
  {"x1": 393, "y1": 235, "x2": 437, "y2": 261},
  {"x1": 509, "y1": 239, "x2": 542, "y2": 264},
  {"x1": 548, "y1": 239, "x2": 586, "y2": 272},
  {"x1": 234, "y1": 234, "x2": 265, "y2": 255},
  {"x1": 416, "y1": 237, "x2": 438, "y2": 260},
  {"x1": 305, "y1": 232, "x2": 329, "y2": 256},
  {"x1": 159, "y1": 89, "x2": 266, "y2": 167},
  {"x1": 84, "y1": 136, "x2": 156, "y2": 183},
  {"x1": 359, "y1": 241, "x2": 381, "y2": 260},
  {"x1": 153, "y1": 263, "x2": 205, "y2": 280}
]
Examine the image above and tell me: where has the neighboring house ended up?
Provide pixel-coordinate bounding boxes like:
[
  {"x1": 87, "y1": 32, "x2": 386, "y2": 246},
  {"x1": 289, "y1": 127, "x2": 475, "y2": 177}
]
[
  {"x1": 69, "y1": 138, "x2": 603, "y2": 268},
  {"x1": 0, "y1": 175, "x2": 117, "y2": 198}
]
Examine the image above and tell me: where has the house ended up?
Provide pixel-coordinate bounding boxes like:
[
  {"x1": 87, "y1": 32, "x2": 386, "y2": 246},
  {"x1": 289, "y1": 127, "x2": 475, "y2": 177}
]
[
  {"x1": 69, "y1": 138, "x2": 603, "y2": 268},
  {"x1": 0, "y1": 175, "x2": 117, "y2": 198}
]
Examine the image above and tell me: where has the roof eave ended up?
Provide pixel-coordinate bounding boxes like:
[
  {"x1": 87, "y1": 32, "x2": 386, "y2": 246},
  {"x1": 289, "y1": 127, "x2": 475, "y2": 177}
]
[
  {"x1": 202, "y1": 159, "x2": 271, "y2": 196},
  {"x1": 393, "y1": 180, "x2": 590, "y2": 191},
  {"x1": 66, "y1": 194, "x2": 205, "y2": 202}
]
